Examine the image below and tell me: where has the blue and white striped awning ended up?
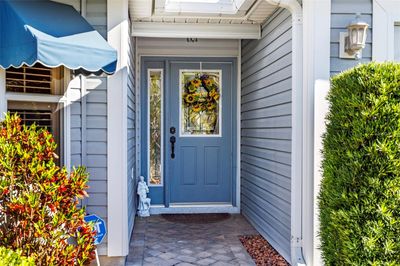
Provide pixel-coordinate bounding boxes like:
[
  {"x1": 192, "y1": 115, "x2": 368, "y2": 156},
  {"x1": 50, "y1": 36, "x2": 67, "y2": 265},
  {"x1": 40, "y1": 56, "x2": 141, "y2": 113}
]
[{"x1": 0, "y1": 0, "x2": 117, "y2": 75}]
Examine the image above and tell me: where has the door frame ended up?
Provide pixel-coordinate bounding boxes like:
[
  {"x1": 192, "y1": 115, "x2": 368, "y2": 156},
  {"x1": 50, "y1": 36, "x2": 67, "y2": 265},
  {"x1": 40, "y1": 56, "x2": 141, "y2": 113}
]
[{"x1": 140, "y1": 56, "x2": 239, "y2": 214}]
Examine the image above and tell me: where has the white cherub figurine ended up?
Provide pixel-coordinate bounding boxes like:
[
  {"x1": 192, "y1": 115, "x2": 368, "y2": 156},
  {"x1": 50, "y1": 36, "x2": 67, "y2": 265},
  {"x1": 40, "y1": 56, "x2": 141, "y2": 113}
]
[{"x1": 137, "y1": 176, "x2": 151, "y2": 217}]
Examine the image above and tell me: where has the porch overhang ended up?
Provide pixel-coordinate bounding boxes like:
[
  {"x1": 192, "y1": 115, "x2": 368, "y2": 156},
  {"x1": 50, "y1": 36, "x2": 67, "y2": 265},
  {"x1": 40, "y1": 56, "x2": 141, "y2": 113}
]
[{"x1": 131, "y1": 22, "x2": 261, "y2": 39}]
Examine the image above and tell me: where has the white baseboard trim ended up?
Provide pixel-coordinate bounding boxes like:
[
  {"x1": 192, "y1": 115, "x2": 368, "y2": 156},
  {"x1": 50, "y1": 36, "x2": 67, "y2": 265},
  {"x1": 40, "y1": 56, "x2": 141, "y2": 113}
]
[{"x1": 150, "y1": 204, "x2": 240, "y2": 214}]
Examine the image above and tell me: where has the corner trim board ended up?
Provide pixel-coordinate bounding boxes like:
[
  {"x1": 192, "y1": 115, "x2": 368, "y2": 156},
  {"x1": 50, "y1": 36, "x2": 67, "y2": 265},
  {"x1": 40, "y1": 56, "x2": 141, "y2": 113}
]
[
  {"x1": 372, "y1": 0, "x2": 400, "y2": 61},
  {"x1": 302, "y1": 0, "x2": 331, "y2": 265},
  {"x1": 107, "y1": 0, "x2": 130, "y2": 257}
]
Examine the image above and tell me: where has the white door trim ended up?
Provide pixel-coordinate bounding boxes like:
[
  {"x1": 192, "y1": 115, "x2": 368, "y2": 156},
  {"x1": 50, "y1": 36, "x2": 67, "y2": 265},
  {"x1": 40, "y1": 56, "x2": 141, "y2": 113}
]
[
  {"x1": 139, "y1": 55, "x2": 241, "y2": 211},
  {"x1": 141, "y1": 56, "x2": 241, "y2": 210},
  {"x1": 150, "y1": 204, "x2": 240, "y2": 214},
  {"x1": 373, "y1": 0, "x2": 400, "y2": 61},
  {"x1": 236, "y1": 40, "x2": 241, "y2": 211}
]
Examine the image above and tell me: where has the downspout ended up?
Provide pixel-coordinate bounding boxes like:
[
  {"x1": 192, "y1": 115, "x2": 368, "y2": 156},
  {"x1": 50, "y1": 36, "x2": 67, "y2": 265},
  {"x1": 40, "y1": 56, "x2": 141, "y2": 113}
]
[{"x1": 264, "y1": 1, "x2": 306, "y2": 265}]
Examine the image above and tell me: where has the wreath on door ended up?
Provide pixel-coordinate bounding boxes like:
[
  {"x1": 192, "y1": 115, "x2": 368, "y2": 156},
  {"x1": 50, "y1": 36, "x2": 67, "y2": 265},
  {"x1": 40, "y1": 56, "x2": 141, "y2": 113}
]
[
  {"x1": 182, "y1": 73, "x2": 221, "y2": 134},
  {"x1": 182, "y1": 74, "x2": 220, "y2": 112}
]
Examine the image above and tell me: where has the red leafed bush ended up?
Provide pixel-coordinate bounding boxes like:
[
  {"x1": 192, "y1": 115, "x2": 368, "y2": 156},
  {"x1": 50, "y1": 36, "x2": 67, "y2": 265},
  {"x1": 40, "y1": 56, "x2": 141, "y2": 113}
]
[{"x1": 0, "y1": 113, "x2": 95, "y2": 265}]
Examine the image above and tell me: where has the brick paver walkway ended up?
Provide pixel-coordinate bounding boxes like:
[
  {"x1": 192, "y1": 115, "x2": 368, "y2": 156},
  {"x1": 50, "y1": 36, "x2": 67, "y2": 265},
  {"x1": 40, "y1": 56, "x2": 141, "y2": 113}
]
[{"x1": 126, "y1": 214, "x2": 257, "y2": 266}]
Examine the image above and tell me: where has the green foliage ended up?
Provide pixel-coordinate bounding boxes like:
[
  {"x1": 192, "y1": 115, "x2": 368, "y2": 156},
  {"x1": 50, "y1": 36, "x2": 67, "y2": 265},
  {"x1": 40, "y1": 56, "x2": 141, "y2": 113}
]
[
  {"x1": 319, "y1": 62, "x2": 400, "y2": 265},
  {"x1": 0, "y1": 114, "x2": 95, "y2": 265},
  {"x1": 0, "y1": 246, "x2": 35, "y2": 266}
]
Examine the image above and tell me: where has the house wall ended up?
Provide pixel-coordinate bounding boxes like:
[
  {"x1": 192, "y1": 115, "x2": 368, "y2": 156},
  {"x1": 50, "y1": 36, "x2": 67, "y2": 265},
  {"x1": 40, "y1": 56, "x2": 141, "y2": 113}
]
[
  {"x1": 240, "y1": 8, "x2": 292, "y2": 262},
  {"x1": 127, "y1": 34, "x2": 137, "y2": 236},
  {"x1": 57, "y1": 0, "x2": 110, "y2": 255},
  {"x1": 330, "y1": 0, "x2": 373, "y2": 76}
]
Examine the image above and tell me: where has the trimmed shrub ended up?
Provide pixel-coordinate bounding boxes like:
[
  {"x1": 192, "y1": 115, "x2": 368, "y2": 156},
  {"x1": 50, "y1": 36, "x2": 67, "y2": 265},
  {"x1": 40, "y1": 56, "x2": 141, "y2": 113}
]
[
  {"x1": 0, "y1": 114, "x2": 95, "y2": 265},
  {"x1": 319, "y1": 62, "x2": 400, "y2": 265},
  {"x1": 0, "y1": 246, "x2": 35, "y2": 266}
]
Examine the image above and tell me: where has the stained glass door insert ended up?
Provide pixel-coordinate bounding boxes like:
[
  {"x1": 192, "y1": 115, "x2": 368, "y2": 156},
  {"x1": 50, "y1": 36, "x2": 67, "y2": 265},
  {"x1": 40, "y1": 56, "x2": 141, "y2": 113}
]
[
  {"x1": 180, "y1": 70, "x2": 221, "y2": 136},
  {"x1": 148, "y1": 69, "x2": 163, "y2": 186}
]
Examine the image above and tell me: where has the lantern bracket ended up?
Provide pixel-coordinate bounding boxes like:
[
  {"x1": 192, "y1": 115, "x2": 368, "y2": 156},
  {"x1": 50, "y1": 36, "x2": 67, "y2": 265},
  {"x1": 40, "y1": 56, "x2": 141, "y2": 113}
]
[{"x1": 339, "y1": 32, "x2": 362, "y2": 59}]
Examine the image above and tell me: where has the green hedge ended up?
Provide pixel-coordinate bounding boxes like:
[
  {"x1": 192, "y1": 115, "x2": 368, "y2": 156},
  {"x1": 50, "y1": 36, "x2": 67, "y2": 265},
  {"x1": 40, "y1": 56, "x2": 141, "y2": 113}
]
[
  {"x1": 319, "y1": 62, "x2": 400, "y2": 265},
  {"x1": 0, "y1": 247, "x2": 35, "y2": 266}
]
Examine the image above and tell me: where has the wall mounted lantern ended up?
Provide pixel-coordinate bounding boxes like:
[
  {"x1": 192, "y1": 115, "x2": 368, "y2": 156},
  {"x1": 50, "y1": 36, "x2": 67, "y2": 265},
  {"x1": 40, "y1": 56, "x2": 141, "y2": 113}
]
[{"x1": 339, "y1": 13, "x2": 369, "y2": 59}]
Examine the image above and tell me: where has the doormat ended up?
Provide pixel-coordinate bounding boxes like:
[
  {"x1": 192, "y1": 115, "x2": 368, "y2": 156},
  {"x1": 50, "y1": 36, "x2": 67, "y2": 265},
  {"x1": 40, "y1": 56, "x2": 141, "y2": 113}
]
[{"x1": 160, "y1": 213, "x2": 231, "y2": 224}]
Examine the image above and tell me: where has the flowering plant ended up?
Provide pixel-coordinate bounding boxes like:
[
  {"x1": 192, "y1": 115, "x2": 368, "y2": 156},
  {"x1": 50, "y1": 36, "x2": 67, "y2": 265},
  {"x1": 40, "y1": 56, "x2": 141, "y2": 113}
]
[{"x1": 182, "y1": 74, "x2": 220, "y2": 113}]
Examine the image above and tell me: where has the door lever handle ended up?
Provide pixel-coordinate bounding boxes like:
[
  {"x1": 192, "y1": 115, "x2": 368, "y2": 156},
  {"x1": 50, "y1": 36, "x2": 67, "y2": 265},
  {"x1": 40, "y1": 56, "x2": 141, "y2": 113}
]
[{"x1": 170, "y1": 136, "x2": 176, "y2": 159}]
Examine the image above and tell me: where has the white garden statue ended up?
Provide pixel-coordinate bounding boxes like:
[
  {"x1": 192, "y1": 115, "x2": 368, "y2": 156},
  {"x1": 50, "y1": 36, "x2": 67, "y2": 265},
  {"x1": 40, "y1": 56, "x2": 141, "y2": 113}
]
[{"x1": 137, "y1": 176, "x2": 151, "y2": 217}]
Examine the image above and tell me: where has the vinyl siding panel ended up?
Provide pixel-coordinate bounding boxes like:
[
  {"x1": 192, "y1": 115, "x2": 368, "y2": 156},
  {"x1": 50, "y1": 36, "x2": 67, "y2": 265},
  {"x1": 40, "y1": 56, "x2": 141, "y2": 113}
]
[
  {"x1": 59, "y1": 0, "x2": 109, "y2": 255},
  {"x1": 70, "y1": 81, "x2": 82, "y2": 167},
  {"x1": 84, "y1": 71, "x2": 108, "y2": 255},
  {"x1": 330, "y1": 0, "x2": 373, "y2": 76},
  {"x1": 241, "y1": 8, "x2": 292, "y2": 262},
  {"x1": 86, "y1": 0, "x2": 107, "y2": 38},
  {"x1": 84, "y1": 1, "x2": 108, "y2": 254},
  {"x1": 127, "y1": 32, "x2": 137, "y2": 237}
]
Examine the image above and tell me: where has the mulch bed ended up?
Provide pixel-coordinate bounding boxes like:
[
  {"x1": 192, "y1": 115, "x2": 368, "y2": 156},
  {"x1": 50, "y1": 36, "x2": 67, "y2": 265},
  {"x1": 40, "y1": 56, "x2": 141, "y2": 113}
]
[
  {"x1": 239, "y1": 235, "x2": 289, "y2": 266},
  {"x1": 160, "y1": 213, "x2": 231, "y2": 224}
]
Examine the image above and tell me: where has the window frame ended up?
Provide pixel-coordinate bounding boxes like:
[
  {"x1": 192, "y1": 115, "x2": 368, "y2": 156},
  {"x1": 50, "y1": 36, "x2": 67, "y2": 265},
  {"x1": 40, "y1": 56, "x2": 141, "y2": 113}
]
[
  {"x1": 1, "y1": 66, "x2": 71, "y2": 168},
  {"x1": 373, "y1": 0, "x2": 400, "y2": 61}
]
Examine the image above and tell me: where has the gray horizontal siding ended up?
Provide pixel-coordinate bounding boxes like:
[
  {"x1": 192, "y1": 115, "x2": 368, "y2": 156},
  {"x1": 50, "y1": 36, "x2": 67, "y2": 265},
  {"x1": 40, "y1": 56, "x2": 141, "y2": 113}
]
[
  {"x1": 127, "y1": 33, "x2": 137, "y2": 237},
  {"x1": 70, "y1": 78, "x2": 109, "y2": 253},
  {"x1": 241, "y1": 8, "x2": 292, "y2": 262},
  {"x1": 86, "y1": 0, "x2": 107, "y2": 38},
  {"x1": 85, "y1": 0, "x2": 108, "y2": 254},
  {"x1": 330, "y1": 0, "x2": 373, "y2": 76},
  {"x1": 62, "y1": 0, "x2": 109, "y2": 255},
  {"x1": 84, "y1": 76, "x2": 108, "y2": 253}
]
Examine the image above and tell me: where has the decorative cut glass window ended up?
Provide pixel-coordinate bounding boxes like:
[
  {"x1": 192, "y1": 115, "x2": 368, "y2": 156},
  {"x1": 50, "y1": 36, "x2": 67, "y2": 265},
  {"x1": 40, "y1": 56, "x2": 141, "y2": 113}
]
[
  {"x1": 148, "y1": 69, "x2": 163, "y2": 186},
  {"x1": 180, "y1": 70, "x2": 221, "y2": 136}
]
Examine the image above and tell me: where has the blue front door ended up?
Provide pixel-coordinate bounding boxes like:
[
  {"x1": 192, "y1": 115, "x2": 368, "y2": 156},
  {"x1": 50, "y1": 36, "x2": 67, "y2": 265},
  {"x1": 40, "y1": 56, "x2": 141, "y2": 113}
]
[
  {"x1": 141, "y1": 57, "x2": 236, "y2": 206},
  {"x1": 167, "y1": 61, "x2": 234, "y2": 204}
]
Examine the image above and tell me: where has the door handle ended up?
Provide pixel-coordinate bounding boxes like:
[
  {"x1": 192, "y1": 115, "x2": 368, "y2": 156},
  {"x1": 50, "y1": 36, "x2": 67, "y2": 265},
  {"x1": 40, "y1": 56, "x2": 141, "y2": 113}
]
[{"x1": 170, "y1": 136, "x2": 176, "y2": 159}]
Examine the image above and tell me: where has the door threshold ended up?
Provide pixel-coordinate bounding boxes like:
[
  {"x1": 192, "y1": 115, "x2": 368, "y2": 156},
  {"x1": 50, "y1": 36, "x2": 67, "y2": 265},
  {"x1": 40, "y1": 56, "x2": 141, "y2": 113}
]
[{"x1": 150, "y1": 204, "x2": 240, "y2": 214}]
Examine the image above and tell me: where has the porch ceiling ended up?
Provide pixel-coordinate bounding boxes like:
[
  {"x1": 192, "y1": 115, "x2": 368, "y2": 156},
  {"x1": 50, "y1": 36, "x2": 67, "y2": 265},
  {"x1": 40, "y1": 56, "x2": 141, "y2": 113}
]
[{"x1": 129, "y1": 0, "x2": 277, "y2": 39}]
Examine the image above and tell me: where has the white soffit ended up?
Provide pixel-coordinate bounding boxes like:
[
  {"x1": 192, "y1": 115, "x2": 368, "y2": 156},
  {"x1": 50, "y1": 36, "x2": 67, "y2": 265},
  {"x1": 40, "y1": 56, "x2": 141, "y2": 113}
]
[
  {"x1": 129, "y1": 0, "x2": 152, "y2": 19},
  {"x1": 163, "y1": 0, "x2": 250, "y2": 15},
  {"x1": 129, "y1": 0, "x2": 277, "y2": 24},
  {"x1": 129, "y1": 0, "x2": 277, "y2": 39},
  {"x1": 132, "y1": 22, "x2": 261, "y2": 39}
]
